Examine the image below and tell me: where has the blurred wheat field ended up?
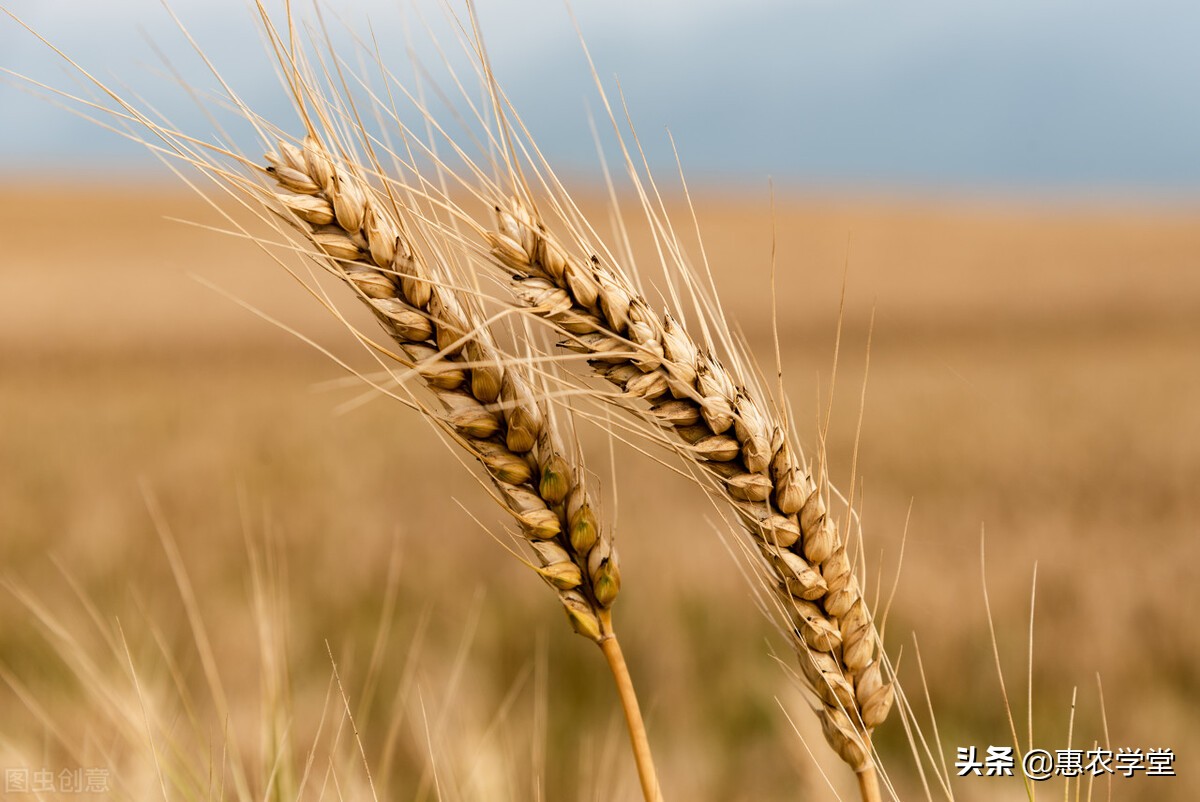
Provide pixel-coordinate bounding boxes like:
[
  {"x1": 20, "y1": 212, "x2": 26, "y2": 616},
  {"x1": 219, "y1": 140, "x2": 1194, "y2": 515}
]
[{"x1": 1, "y1": 183, "x2": 1197, "y2": 800}]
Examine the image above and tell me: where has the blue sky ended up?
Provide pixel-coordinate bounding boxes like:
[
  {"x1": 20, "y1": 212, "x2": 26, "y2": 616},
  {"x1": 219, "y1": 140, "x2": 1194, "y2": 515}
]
[{"x1": 3, "y1": 0, "x2": 1199, "y2": 194}]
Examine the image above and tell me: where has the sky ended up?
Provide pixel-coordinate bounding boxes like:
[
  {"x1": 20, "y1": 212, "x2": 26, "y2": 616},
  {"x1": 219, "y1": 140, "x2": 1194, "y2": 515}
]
[{"x1": 3, "y1": 0, "x2": 1199, "y2": 195}]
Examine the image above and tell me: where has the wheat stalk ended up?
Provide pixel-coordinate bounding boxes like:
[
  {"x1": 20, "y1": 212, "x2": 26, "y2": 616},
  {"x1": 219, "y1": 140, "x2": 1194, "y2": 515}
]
[
  {"x1": 480, "y1": 195, "x2": 894, "y2": 800},
  {"x1": 261, "y1": 131, "x2": 661, "y2": 801}
]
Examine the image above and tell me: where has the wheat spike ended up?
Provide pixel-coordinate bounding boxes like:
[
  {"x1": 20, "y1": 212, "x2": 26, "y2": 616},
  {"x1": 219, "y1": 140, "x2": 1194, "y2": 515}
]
[
  {"x1": 484, "y1": 195, "x2": 894, "y2": 782},
  {"x1": 266, "y1": 138, "x2": 622, "y2": 641}
]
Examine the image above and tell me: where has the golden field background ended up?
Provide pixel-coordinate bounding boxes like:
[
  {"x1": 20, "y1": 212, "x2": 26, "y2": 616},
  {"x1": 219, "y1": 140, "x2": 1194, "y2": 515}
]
[{"x1": 1, "y1": 183, "x2": 1197, "y2": 800}]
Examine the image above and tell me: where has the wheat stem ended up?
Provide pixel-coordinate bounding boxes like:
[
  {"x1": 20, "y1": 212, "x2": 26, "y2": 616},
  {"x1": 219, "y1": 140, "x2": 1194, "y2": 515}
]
[
  {"x1": 857, "y1": 765, "x2": 882, "y2": 802},
  {"x1": 598, "y1": 613, "x2": 662, "y2": 802}
]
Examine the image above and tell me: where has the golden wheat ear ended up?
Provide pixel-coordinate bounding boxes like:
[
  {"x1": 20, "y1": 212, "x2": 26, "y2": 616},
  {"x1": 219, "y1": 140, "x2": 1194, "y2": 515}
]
[
  {"x1": 263, "y1": 134, "x2": 620, "y2": 635},
  {"x1": 478, "y1": 194, "x2": 893, "y2": 797},
  {"x1": 256, "y1": 127, "x2": 662, "y2": 799}
]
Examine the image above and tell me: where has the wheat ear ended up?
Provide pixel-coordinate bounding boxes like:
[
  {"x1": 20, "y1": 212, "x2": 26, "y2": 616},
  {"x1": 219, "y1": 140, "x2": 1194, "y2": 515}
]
[
  {"x1": 483, "y1": 197, "x2": 893, "y2": 799},
  {"x1": 263, "y1": 135, "x2": 660, "y2": 801}
]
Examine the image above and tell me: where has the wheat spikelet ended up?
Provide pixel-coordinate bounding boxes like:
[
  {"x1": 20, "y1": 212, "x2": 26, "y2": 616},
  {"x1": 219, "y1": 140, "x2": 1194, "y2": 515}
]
[{"x1": 483, "y1": 196, "x2": 894, "y2": 781}]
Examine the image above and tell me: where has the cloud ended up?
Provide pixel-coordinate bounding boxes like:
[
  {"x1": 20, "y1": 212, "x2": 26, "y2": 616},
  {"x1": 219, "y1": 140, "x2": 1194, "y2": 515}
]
[{"x1": 3, "y1": 0, "x2": 1198, "y2": 192}]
